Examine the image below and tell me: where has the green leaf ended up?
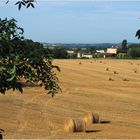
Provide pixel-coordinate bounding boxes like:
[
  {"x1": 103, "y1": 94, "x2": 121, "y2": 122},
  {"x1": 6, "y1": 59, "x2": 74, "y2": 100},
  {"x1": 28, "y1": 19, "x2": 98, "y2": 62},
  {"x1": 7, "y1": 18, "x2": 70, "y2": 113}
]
[{"x1": 7, "y1": 74, "x2": 16, "y2": 82}]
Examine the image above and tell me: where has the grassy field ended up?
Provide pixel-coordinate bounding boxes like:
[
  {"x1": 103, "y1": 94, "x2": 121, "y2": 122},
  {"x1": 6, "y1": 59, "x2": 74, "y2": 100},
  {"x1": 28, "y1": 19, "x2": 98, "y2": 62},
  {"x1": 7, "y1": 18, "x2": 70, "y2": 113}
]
[{"x1": 0, "y1": 59, "x2": 140, "y2": 139}]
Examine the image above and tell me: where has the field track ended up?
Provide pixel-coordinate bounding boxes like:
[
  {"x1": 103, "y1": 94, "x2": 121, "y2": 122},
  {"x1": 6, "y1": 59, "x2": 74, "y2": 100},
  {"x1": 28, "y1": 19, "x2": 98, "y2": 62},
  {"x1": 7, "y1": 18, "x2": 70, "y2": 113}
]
[{"x1": 0, "y1": 59, "x2": 140, "y2": 139}]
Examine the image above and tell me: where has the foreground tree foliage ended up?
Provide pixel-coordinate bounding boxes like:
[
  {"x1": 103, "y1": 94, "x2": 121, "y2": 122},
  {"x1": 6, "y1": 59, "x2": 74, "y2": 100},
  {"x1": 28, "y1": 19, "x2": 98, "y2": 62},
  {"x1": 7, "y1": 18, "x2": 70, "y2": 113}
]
[
  {"x1": 5, "y1": 0, "x2": 35, "y2": 10},
  {"x1": 0, "y1": 18, "x2": 61, "y2": 97}
]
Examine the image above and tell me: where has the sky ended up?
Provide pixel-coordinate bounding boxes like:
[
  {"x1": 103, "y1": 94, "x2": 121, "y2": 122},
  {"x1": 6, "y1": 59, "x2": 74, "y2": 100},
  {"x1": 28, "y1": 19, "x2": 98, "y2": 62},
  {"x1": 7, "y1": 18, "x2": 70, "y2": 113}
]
[{"x1": 0, "y1": 0, "x2": 140, "y2": 43}]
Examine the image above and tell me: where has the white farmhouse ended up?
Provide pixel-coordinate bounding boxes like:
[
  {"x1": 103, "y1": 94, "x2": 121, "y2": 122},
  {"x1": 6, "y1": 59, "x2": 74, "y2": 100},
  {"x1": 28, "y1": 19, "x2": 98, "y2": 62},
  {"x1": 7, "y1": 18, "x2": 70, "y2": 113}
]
[
  {"x1": 66, "y1": 50, "x2": 74, "y2": 54},
  {"x1": 95, "y1": 46, "x2": 118, "y2": 58},
  {"x1": 107, "y1": 48, "x2": 117, "y2": 54},
  {"x1": 96, "y1": 50, "x2": 105, "y2": 53},
  {"x1": 82, "y1": 54, "x2": 93, "y2": 59},
  {"x1": 77, "y1": 52, "x2": 93, "y2": 59}
]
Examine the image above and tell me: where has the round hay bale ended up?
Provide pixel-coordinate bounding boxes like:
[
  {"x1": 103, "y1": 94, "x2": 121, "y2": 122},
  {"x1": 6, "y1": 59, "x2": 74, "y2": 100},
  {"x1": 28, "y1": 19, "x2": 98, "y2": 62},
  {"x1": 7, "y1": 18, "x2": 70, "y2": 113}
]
[
  {"x1": 64, "y1": 118, "x2": 75, "y2": 133},
  {"x1": 0, "y1": 133, "x2": 3, "y2": 139},
  {"x1": 64, "y1": 118, "x2": 86, "y2": 133},
  {"x1": 0, "y1": 129, "x2": 4, "y2": 140},
  {"x1": 73, "y1": 119, "x2": 86, "y2": 132},
  {"x1": 83, "y1": 112, "x2": 93, "y2": 124},
  {"x1": 93, "y1": 113, "x2": 100, "y2": 123},
  {"x1": 83, "y1": 112, "x2": 100, "y2": 124}
]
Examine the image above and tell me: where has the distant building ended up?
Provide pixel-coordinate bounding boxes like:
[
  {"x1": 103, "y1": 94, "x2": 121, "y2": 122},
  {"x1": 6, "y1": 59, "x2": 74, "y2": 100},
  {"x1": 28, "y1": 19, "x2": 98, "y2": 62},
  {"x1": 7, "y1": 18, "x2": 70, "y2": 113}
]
[
  {"x1": 82, "y1": 54, "x2": 93, "y2": 59},
  {"x1": 77, "y1": 52, "x2": 82, "y2": 58},
  {"x1": 66, "y1": 50, "x2": 75, "y2": 54},
  {"x1": 107, "y1": 48, "x2": 117, "y2": 54},
  {"x1": 96, "y1": 50, "x2": 105, "y2": 53},
  {"x1": 77, "y1": 52, "x2": 92, "y2": 59},
  {"x1": 95, "y1": 46, "x2": 118, "y2": 58}
]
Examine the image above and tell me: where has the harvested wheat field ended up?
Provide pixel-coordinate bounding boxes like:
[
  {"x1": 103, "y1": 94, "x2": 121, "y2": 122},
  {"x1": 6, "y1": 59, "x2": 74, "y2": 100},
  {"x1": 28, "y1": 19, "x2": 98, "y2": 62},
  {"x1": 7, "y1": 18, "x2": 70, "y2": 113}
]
[{"x1": 0, "y1": 59, "x2": 140, "y2": 139}]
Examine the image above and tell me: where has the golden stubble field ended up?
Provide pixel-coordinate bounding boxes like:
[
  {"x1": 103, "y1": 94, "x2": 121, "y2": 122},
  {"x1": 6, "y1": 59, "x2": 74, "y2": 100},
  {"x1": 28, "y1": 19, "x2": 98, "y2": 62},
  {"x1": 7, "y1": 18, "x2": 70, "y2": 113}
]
[{"x1": 0, "y1": 59, "x2": 140, "y2": 139}]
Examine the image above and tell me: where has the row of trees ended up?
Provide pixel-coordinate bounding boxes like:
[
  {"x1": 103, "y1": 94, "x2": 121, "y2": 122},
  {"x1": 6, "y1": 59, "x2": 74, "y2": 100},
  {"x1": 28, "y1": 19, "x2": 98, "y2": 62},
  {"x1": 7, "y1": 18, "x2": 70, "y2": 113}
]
[
  {"x1": 48, "y1": 42, "x2": 140, "y2": 59},
  {"x1": 117, "y1": 40, "x2": 140, "y2": 59},
  {"x1": 50, "y1": 48, "x2": 68, "y2": 59}
]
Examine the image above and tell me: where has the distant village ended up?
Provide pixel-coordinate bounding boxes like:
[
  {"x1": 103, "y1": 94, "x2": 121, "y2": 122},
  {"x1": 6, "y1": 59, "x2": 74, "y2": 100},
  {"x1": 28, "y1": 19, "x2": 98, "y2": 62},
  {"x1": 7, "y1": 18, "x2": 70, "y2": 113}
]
[
  {"x1": 67, "y1": 46, "x2": 118, "y2": 59},
  {"x1": 43, "y1": 43, "x2": 119, "y2": 59}
]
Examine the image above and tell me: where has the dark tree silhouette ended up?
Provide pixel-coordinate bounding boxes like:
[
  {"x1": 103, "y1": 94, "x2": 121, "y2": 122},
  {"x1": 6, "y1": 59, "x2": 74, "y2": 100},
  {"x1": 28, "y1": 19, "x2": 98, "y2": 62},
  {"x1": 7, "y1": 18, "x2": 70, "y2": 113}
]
[
  {"x1": 136, "y1": 29, "x2": 140, "y2": 39},
  {"x1": 121, "y1": 39, "x2": 127, "y2": 53}
]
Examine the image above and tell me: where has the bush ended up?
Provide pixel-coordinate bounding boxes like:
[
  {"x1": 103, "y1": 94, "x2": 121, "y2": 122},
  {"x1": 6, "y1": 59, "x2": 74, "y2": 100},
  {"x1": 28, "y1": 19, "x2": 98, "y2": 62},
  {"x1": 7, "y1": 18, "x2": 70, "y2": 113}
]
[
  {"x1": 127, "y1": 46, "x2": 140, "y2": 59},
  {"x1": 117, "y1": 53, "x2": 127, "y2": 59}
]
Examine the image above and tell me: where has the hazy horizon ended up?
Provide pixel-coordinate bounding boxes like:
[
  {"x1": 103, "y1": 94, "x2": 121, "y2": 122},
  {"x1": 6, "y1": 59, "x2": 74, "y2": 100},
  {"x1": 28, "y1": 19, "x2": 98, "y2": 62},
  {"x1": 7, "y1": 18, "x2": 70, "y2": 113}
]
[
  {"x1": 0, "y1": 1, "x2": 140, "y2": 43},
  {"x1": 42, "y1": 41, "x2": 138, "y2": 44}
]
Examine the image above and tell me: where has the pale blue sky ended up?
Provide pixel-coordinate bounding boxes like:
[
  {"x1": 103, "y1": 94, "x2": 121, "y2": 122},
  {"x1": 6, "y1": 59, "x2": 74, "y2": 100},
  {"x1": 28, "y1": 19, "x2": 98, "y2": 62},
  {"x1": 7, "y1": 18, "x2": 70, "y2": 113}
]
[{"x1": 0, "y1": 0, "x2": 140, "y2": 43}]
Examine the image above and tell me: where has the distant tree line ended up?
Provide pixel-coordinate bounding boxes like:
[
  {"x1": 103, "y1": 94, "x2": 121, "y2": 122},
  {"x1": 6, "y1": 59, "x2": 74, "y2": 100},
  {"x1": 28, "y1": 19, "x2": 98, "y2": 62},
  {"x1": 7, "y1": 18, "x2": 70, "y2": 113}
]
[
  {"x1": 46, "y1": 42, "x2": 140, "y2": 59},
  {"x1": 50, "y1": 47, "x2": 68, "y2": 59},
  {"x1": 46, "y1": 45, "x2": 110, "y2": 59},
  {"x1": 117, "y1": 40, "x2": 140, "y2": 59}
]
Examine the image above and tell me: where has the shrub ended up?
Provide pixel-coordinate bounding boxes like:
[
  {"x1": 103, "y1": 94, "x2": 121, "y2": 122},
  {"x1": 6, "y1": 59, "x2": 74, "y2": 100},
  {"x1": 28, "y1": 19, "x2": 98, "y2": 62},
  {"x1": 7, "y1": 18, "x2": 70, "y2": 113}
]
[
  {"x1": 117, "y1": 53, "x2": 127, "y2": 59},
  {"x1": 127, "y1": 44, "x2": 140, "y2": 59}
]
